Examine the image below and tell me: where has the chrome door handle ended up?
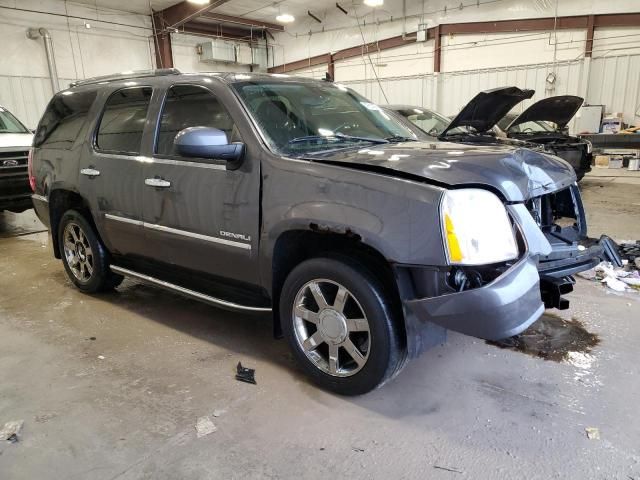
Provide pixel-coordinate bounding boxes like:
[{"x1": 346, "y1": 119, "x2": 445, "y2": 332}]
[
  {"x1": 145, "y1": 178, "x2": 171, "y2": 188},
  {"x1": 80, "y1": 168, "x2": 100, "y2": 177}
]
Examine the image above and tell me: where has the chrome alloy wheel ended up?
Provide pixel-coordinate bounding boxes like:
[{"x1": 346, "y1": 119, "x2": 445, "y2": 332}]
[
  {"x1": 293, "y1": 279, "x2": 371, "y2": 377},
  {"x1": 62, "y1": 222, "x2": 94, "y2": 282}
]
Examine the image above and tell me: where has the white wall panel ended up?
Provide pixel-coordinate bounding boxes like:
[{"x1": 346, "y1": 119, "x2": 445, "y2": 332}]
[
  {"x1": 588, "y1": 54, "x2": 640, "y2": 124},
  {"x1": 0, "y1": 1, "x2": 154, "y2": 128},
  {"x1": 441, "y1": 30, "x2": 585, "y2": 72},
  {"x1": 0, "y1": 74, "x2": 77, "y2": 129}
]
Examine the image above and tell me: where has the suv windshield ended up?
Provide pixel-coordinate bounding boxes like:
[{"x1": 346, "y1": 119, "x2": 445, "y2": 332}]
[
  {"x1": 497, "y1": 115, "x2": 556, "y2": 133},
  {"x1": 0, "y1": 108, "x2": 30, "y2": 134},
  {"x1": 233, "y1": 80, "x2": 416, "y2": 155}
]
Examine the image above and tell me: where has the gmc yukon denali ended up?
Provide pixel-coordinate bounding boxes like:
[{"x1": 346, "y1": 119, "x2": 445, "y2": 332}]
[{"x1": 30, "y1": 70, "x2": 607, "y2": 395}]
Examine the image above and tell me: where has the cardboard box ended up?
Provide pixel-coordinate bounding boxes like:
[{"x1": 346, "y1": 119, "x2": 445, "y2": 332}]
[
  {"x1": 609, "y1": 156, "x2": 623, "y2": 169},
  {"x1": 595, "y1": 155, "x2": 609, "y2": 168}
]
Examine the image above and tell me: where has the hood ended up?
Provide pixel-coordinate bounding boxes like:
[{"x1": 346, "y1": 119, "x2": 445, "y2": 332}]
[
  {"x1": 442, "y1": 86, "x2": 534, "y2": 136},
  {"x1": 307, "y1": 141, "x2": 576, "y2": 202},
  {"x1": 0, "y1": 133, "x2": 33, "y2": 149},
  {"x1": 507, "y1": 95, "x2": 583, "y2": 130}
]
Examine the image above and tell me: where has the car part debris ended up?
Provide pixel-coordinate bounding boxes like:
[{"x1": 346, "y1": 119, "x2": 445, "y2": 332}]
[
  {"x1": 235, "y1": 362, "x2": 256, "y2": 385},
  {"x1": 585, "y1": 427, "x2": 600, "y2": 440},
  {"x1": 600, "y1": 236, "x2": 623, "y2": 267},
  {"x1": 1, "y1": 420, "x2": 24, "y2": 443},
  {"x1": 619, "y1": 241, "x2": 640, "y2": 264},
  {"x1": 577, "y1": 261, "x2": 640, "y2": 292},
  {"x1": 195, "y1": 416, "x2": 217, "y2": 438},
  {"x1": 434, "y1": 465, "x2": 463, "y2": 474}
]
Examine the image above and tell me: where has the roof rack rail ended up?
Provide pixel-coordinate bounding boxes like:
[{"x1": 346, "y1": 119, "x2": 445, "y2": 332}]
[{"x1": 69, "y1": 68, "x2": 181, "y2": 88}]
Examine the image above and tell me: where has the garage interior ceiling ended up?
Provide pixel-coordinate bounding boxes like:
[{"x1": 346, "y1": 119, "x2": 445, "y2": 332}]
[{"x1": 68, "y1": 0, "x2": 347, "y2": 19}]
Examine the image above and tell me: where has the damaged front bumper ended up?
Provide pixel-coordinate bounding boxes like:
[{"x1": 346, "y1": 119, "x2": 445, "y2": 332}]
[
  {"x1": 405, "y1": 256, "x2": 544, "y2": 342},
  {"x1": 395, "y1": 183, "x2": 615, "y2": 357}
]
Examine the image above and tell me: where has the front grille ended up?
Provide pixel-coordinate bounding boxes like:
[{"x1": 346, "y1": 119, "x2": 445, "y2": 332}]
[
  {"x1": 526, "y1": 184, "x2": 585, "y2": 239},
  {"x1": 0, "y1": 150, "x2": 28, "y2": 178}
]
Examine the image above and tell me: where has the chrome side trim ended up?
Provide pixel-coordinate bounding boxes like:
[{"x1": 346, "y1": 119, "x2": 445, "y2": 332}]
[
  {"x1": 144, "y1": 222, "x2": 251, "y2": 250},
  {"x1": 150, "y1": 157, "x2": 226, "y2": 170},
  {"x1": 104, "y1": 214, "x2": 251, "y2": 250},
  {"x1": 110, "y1": 265, "x2": 271, "y2": 313},
  {"x1": 31, "y1": 194, "x2": 48, "y2": 203},
  {"x1": 105, "y1": 213, "x2": 144, "y2": 226}
]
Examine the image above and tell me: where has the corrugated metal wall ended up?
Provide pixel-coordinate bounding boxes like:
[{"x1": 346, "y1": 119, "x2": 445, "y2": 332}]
[
  {"x1": 3, "y1": 54, "x2": 639, "y2": 131},
  {"x1": 588, "y1": 55, "x2": 640, "y2": 123},
  {"x1": 343, "y1": 59, "x2": 585, "y2": 115},
  {"x1": 0, "y1": 75, "x2": 74, "y2": 129},
  {"x1": 342, "y1": 54, "x2": 640, "y2": 127}
]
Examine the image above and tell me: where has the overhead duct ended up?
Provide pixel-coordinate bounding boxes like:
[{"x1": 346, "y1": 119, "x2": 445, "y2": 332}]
[{"x1": 26, "y1": 28, "x2": 60, "y2": 93}]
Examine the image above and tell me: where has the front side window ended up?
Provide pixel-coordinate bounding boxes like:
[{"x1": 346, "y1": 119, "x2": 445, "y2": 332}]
[
  {"x1": 156, "y1": 84, "x2": 239, "y2": 157},
  {"x1": 96, "y1": 87, "x2": 152, "y2": 155},
  {"x1": 233, "y1": 81, "x2": 415, "y2": 155},
  {"x1": 33, "y1": 90, "x2": 97, "y2": 148}
]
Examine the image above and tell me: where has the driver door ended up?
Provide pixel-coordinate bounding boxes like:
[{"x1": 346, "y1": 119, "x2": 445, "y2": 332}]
[{"x1": 141, "y1": 83, "x2": 260, "y2": 285}]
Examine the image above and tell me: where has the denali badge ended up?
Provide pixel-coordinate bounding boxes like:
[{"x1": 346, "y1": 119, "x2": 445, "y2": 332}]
[
  {"x1": 2, "y1": 159, "x2": 19, "y2": 167},
  {"x1": 220, "y1": 231, "x2": 251, "y2": 242}
]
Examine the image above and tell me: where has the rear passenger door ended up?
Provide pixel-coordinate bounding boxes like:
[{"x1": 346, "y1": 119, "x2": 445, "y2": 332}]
[
  {"x1": 141, "y1": 83, "x2": 261, "y2": 285},
  {"x1": 78, "y1": 86, "x2": 152, "y2": 257}
]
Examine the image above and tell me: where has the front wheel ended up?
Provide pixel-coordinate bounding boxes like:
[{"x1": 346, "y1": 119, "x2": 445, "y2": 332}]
[
  {"x1": 58, "y1": 210, "x2": 123, "y2": 293},
  {"x1": 280, "y1": 257, "x2": 405, "y2": 395}
]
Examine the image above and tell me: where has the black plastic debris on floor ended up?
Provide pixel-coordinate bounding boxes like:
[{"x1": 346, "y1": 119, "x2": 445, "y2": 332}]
[{"x1": 235, "y1": 362, "x2": 256, "y2": 385}]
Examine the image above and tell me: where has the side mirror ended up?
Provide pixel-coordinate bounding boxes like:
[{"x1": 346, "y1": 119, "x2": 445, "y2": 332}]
[{"x1": 174, "y1": 127, "x2": 244, "y2": 167}]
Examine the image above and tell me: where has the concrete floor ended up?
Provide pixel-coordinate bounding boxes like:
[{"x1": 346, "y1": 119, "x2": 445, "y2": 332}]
[{"x1": 1, "y1": 170, "x2": 639, "y2": 479}]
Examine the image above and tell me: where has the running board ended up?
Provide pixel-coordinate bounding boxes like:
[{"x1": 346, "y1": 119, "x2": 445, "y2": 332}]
[{"x1": 110, "y1": 265, "x2": 272, "y2": 313}]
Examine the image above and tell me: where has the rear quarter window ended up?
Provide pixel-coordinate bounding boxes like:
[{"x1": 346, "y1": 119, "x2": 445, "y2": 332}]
[{"x1": 34, "y1": 90, "x2": 97, "y2": 149}]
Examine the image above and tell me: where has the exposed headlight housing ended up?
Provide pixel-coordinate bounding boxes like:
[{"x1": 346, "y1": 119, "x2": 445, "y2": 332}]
[{"x1": 441, "y1": 189, "x2": 518, "y2": 265}]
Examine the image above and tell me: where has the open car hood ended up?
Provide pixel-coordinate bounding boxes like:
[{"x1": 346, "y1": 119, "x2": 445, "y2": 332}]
[
  {"x1": 441, "y1": 87, "x2": 534, "y2": 136},
  {"x1": 507, "y1": 95, "x2": 583, "y2": 130},
  {"x1": 306, "y1": 141, "x2": 576, "y2": 202}
]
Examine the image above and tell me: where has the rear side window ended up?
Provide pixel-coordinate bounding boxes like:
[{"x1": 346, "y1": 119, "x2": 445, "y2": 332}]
[
  {"x1": 96, "y1": 87, "x2": 152, "y2": 155},
  {"x1": 156, "y1": 84, "x2": 239, "y2": 157},
  {"x1": 34, "y1": 90, "x2": 97, "y2": 149}
]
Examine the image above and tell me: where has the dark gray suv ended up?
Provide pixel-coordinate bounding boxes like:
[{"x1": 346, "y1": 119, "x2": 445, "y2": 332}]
[{"x1": 30, "y1": 69, "x2": 606, "y2": 395}]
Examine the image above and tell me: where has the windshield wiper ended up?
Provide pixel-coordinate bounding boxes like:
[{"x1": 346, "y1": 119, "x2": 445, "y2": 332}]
[
  {"x1": 385, "y1": 135, "x2": 418, "y2": 143},
  {"x1": 287, "y1": 133, "x2": 389, "y2": 145}
]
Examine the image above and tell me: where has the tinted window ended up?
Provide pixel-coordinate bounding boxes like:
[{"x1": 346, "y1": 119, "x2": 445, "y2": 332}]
[
  {"x1": 96, "y1": 87, "x2": 152, "y2": 155},
  {"x1": 34, "y1": 90, "x2": 97, "y2": 148},
  {"x1": 156, "y1": 84, "x2": 238, "y2": 156}
]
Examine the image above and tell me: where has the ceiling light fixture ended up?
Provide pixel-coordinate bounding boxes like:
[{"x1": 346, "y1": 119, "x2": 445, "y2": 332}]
[
  {"x1": 363, "y1": 0, "x2": 383, "y2": 6},
  {"x1": 187, "y1": 0, "x2": 210, "y2": 5},
  {"x1": 276, "y1": 13, "x2": 295, "y2": 23}
]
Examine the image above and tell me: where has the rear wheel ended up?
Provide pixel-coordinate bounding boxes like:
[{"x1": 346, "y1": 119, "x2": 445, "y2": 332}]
[
  {"x1": 58, "y1": 210, "x2": 123, "y2": 292},
  {"x1": 281, "y1": 257, "x2": 405, "y2": 395}
]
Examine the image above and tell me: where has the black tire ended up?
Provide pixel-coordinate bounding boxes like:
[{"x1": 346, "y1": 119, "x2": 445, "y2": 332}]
[
  {"x1": 280, "y1": 257, "x2": 405, "y2": 395},
  {"x1": 58, "y1": 209, "x2": 123, "y2": 293}
]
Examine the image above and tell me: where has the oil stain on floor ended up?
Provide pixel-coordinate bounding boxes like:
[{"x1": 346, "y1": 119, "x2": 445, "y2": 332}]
[{"x1": 487, "y1": 313, "x2": 600, "y2": 362}]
